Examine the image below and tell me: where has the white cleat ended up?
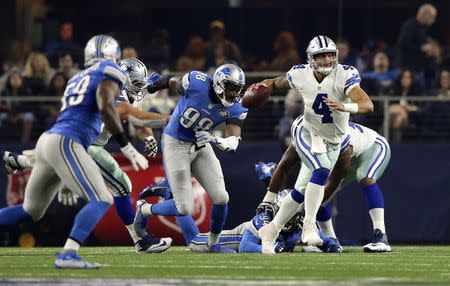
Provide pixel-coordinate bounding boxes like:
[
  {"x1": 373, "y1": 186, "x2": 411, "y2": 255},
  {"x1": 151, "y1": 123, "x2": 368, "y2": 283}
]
[
  {"x1": 363, "y1": 229, "x2": 391, "y2": 253},
  {"x1": 301, "y1": 220, "x2": 323, "y2": 246},
  {"x1": 259, "y1": 222, "x2": 278, "y2": 254}
]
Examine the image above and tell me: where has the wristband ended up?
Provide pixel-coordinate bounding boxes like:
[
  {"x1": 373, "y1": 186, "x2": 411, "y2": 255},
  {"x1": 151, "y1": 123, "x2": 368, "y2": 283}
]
[
  {"x1": 114, "y1": 133, "x2": 129, "y2": 147},
  {"x1": 343, "y1": 103, "x2": 359, "y2": 114}
]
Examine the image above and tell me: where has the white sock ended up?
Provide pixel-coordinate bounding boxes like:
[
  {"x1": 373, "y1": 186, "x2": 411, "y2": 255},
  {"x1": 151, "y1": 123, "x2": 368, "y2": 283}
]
[
  {"x1": 140, "y1": 203, "x2": 153, "y2": 217},
  {"x1": 272, "y1": 193, "x2": 301, "y2": 231},
  {"x1": 303, "y1": 182, "x2": 324, "y2": 223},
  {"x1": 208, "y1": 232, "x2": 219, "y2": 246},
  {"x1": 317, "y1": 219, "x2": 337, "y2": 239},
  {"x1": 63, "y1": 238, "x2": 80, "y2": 252},
  {"x1": 126, "y1": 224, "x2": 142, "y2": 243},
  {"x1": 262, "y1": 191, "x2": 277, "y2": 203},
  {"x1": 369, "y1": 208, "x2": 386, "y2": 233}
]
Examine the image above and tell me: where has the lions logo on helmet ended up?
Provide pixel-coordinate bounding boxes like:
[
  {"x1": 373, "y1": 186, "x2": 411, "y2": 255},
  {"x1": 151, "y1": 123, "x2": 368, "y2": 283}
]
[
  {"x1": 119, "y1": 58, "x2": 149, "y2": 101},
  {"x1": 306, "y1": 35, "x2": 338, "y2": 75},
  {"x1": 212, "y1": 64, "x2": 245, "y2": 107},
  {"x1": 84, "y1": 35, "x2": 121, "y2": 68}
]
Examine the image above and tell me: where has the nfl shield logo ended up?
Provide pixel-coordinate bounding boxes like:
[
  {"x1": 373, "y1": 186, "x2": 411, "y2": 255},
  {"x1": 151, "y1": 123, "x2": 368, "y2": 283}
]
[{"x1": 218, "y1": 109, "x2": 230, "y2": 117}]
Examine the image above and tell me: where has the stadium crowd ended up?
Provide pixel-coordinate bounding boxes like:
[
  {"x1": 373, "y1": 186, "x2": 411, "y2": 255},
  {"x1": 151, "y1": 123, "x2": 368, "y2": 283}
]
[{"x1": 1, "y1": 4, "x2": 450, "y2": 144}]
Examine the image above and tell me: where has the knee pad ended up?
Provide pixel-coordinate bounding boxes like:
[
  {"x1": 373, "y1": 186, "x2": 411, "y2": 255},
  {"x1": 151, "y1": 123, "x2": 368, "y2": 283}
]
[
  {"x1": 176, "y1": 201, "x2": 194, "y2": 216},
  {"x1": 310, "y1": 168, "x2": 330, "y2": 186},
  {"x1": 211, "y1": 190, "x2": 229, "y2": 205},
  {"x1": 23, "y1": 205, "x2": 45, "y2": 222}
]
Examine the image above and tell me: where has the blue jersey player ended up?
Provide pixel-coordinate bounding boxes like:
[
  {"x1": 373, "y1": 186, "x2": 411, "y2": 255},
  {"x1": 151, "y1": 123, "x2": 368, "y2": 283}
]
[
  {"x1": 134, "y1": 64, "x2": 248, "y2": 253},
  {"x1": 0, "y1": 35, "x2": 148, "y2": 269}
]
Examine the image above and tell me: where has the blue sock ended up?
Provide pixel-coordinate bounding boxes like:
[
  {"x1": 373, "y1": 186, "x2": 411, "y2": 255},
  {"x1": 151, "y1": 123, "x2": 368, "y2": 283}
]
[
  {"x1": 310, "y1": 168, "x2": 330, "y2": 186},
  {"x1": 69, "y1": 201, "x2": 111, "y2": 243},
  {"x1": 290, "y1": 189, "x2": 304, "y2": 204},
  {"x1": 113, "y1": 195, "x2": 135, "y2": 225},
  {"x1": 210, "y1": 204, "x2": 228, "y2": 234},
  {"x1": 363, "y1": 183, "x2": 384, "y2": 210},
  {"x1": 175, "y1": 216, "x2": 199, "y2": 245},
  {"x1": 0, "y1": 205, "x2": 33, "y2": 226},
  {"x1": 317, "y1": 202, "x2": 333, "y2": 221},
  {"x1": 151, "y1": 199, "x2": 181, "y2": 216}
]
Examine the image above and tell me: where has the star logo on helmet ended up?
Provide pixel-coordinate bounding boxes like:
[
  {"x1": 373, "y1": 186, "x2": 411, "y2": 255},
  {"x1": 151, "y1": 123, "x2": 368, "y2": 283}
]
[{"x1": 125, "y1": 65, "x2": 134, "y2": 73}]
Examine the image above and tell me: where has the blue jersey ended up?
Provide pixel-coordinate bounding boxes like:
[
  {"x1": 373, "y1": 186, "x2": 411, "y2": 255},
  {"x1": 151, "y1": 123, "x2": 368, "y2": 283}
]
[
  {"x1": 164, "y1": 71, "x2": 247, "y2": 142},
  {"x1": 48, "y1": 61, "x2": 127, "y2": 148}
]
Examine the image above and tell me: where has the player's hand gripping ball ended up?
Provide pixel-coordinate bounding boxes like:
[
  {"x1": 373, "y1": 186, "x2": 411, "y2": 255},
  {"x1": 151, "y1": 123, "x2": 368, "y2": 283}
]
[{"x1": 242, "y1": 84, "x2": 271, "y2": 108}]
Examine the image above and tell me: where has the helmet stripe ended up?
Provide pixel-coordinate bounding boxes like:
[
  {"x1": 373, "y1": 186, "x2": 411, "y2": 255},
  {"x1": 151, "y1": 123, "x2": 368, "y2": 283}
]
[
  {"x1": 323, "y1": 36, "x2": 329, "y2": 47},
  {"x1": 317, "y1": 36, "x2": 323, "y2": 48}
]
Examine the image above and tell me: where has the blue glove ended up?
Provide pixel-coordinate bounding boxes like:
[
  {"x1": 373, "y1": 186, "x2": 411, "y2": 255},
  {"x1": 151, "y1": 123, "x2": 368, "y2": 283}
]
[
  {"x1": 254, "y1": 161, "x2": 277, "y2": 183},
  {"x1": 147, "y1": 72, "x2": 161, "y2": 85},
  {"x1": 274, "y1": 242, "x2": 285, "y2": 253}
]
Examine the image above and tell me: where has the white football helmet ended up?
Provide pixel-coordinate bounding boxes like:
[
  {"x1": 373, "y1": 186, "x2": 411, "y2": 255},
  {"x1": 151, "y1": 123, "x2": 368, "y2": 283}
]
[
  {"x1": 213, "y1": 64, "x2": 245, "y2": 107},
  {"x1": 306, "y1": 35, "x2": 338, "y2": 75},
  {"x1": 119, "y1": 58, "x2": 149, "y2": 101},
  {"x1": 84, "y1": 35, "x2": 121, "y2": 67}
]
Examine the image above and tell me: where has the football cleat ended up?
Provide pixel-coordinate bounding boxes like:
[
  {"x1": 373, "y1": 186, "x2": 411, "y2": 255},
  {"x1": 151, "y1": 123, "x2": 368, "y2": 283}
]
[
  {"x1": 207, "y1": 243, "x2": 236, "y2": 254},
  {"x1": 301, "y1": 220, "x2": 323, "y2": 246},
  {"x1": 327, "y1": 237, "x2": 343, "y2": 253},
  {"x1": 2, "y1": 150, "x2": 23, "y2": 174},
  {"x1": 254, "y1": 161, "x2": 277, "y2": 185},
  {"x1": 363, "y1": 229, "x2": 391, "y2": 253},
  {"x1": 55, "y1": 252, "x2": 99, "y2": 269},
  {"x1": 134, "y1": 200, "x2": 150, "y2": 238},
  {"x1": 259, "y1": 222, "x2": 279, "y2": 254},
  {"x1": 135, "y1": 235, "x2": 172, "y2": 253},
  {"x1": 139, "y1": 178, "x2": 172, "y2": 200}
]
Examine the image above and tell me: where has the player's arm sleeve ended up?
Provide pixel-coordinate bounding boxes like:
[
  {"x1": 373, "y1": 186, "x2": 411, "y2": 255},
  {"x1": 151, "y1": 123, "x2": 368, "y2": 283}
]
[
  {"x1": 176, "y1": 73, "x2": 191, "y2": 95},
  {"x1": 343, "y1": 67, "x2": 362, "y2": 95},
  {"x1": 285, "y1": 65, "x2": 304, "y2": 90},
  {"x1": 102, "y1": 63, "x2": 128, "y2": 89},
  {"x1": 238, "y1": 229, "x2": 263, "y2": 253},
  {"x1": 225, "y1": 107, "x2": 248, "y2": 126}
]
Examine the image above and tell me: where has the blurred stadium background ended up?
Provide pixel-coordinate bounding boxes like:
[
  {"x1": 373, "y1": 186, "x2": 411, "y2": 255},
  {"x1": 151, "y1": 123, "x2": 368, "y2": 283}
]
[{"x1": 0, "y1": 0, "x2": 450, "y2": 249}]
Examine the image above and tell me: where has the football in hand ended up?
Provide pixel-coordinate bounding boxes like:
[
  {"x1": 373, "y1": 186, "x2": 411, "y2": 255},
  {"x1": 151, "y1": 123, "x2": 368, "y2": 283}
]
[{"x1": 241, "y1": 85, "x2": 271, "y2": 108}]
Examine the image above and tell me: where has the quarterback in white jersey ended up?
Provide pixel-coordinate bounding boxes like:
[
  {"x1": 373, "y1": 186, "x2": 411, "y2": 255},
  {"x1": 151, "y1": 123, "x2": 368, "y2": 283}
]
[{"x1": 252, "y1": 35, "x2": 373, "y2": 253}]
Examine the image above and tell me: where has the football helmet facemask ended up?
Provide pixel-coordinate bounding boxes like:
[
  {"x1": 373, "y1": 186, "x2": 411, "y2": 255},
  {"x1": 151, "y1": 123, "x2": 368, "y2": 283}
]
[{"x1": 119, "y1": 58, "x2": 149, "y2": 101}]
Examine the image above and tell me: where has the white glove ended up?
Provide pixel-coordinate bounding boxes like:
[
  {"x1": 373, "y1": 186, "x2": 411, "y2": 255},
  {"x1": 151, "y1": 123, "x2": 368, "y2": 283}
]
[
  {"x1": 143, "y1": 136, "x2": 158, "y2": 157},
  {"x1": 195, "y1": 131, "x2": 217, "y2": 146},
  {"x1": 57, "y1": 187, "x2": 79, "y2": 206},
  {"x1": 22, "y1": 149, "x2": 36, "y2": 167},
  {"x1": 121, "y1": 142, "x2": 149, "y2": 171},
  {"x1": 195, "y1": 131, "x2": 241, "y2": 152}
]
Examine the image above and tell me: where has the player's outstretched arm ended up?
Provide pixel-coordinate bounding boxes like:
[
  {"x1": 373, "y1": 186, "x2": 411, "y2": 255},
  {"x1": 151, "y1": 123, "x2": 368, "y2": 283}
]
[
  {"x1": 249, "y1": 76, "x2": 291, "y2": 92},
  {"x1": 115, "y1": 102, "x2": 171, "y2": 123},
  {"x1": 146, "y1": 74, "x2": 178, "y2": 93},
  {"x1": 97, "y1": 80, "x2": 148, "y2": 171}
]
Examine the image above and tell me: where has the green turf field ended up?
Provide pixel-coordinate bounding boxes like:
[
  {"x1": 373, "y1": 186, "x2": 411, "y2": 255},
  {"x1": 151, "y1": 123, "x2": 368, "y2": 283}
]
[{"x1": 0, "y1": 246, "x2": 449, "y2": 285}]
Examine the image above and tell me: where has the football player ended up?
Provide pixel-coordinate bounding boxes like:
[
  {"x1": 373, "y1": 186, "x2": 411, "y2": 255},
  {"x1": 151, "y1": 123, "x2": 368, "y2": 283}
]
[
  {"x1": 0, "y1": 35, "x2": 148, "y2": 268},
  {"x1": 252, "y1": 35, "x2": 374, "y2": 253},
  {"x1": 134, "y1": 64, "x2": 247, "y2": 253},
  {"x1": 261, "y1": 116, "x2": 391, "y2": 252},
  {"x1": 2, "y1": 57, "x2": 173, "y2": 254}
]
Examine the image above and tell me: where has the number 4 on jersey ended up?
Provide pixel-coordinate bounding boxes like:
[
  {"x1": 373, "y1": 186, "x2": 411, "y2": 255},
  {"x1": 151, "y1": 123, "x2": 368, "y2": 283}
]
[{"x1": 312, "y1": 93, "x2": 333, "y2": 124}]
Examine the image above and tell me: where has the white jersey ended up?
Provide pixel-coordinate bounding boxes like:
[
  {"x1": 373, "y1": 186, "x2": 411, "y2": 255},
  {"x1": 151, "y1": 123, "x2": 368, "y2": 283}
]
[
  {"x1": 286, "y1": 64, "x2": 361, "y2": 144},
  {"x1": 92, "y1": 90, "x2": 129, "y2": 147},
  {"x1": 347, "y1": 122, "x2": 379, "y2": 157}
]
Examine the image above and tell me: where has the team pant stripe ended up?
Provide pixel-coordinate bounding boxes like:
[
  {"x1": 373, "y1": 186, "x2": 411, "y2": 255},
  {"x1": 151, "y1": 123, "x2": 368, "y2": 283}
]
[
  {"x1": 59, "y1": 137, "x2": 90, "y2": 200},
  {"x1": 96, "y1": 161, "x2": 127, "y2": 196},
  {"x1": 71, "y1": 141, "x2": 102, "y2": 201},
  {"x1": 295, "y1": 127, "x2": 322, "y2": 169},
  {"x1": 62, "y1": 137, "x2": 99, "y2": 201},
  {"x1": 366, "y1": 137, "x2": 388, "y2": 179}
]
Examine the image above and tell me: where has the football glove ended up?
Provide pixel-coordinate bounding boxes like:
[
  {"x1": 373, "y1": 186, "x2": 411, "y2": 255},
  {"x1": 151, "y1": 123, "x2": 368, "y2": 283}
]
[
  {"x1": 255, "y1": 202, "x2": 278, "y2": 218},
  {"x1": 143, "y1": 136, "x2": 158, "y2": 157},
  {"x1": 195, "y1": 131, "x2": 241, "y2": 152},
  {"x1": 57, "y1": 187, "x2": 80, "y2": 206},
  {"x1": 121, "y1": 143, "x2": 149, "y2": 171}
]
